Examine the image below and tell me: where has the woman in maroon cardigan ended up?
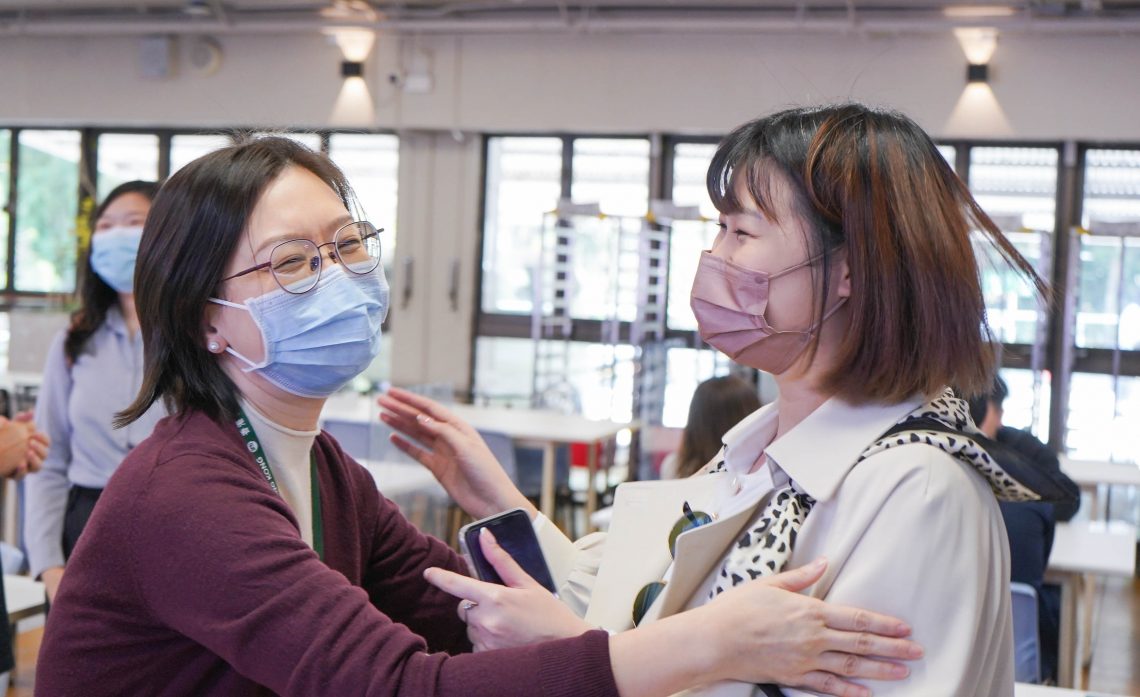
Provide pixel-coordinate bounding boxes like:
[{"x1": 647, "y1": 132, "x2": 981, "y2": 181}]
[{"x1": 36, "y1": 136, "x2": 920, "y2": 697}]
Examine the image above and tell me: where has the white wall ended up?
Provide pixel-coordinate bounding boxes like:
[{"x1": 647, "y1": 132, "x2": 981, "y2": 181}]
[
  {"x1": 3, "y1": 28, "x2": 1139, "y2": 390},
  {"x1": 1, "y1": 31, "x2": 1139, "y2": 140}
]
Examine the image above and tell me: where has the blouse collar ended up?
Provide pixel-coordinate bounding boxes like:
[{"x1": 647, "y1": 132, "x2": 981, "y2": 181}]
[{"x1": 720, "y1": 393, "x2": 924, "y2": 502}]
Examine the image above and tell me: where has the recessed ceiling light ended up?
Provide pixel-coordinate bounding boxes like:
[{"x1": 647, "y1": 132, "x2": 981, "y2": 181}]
[
  {"x1": 943, "y1": 5, "x2": 1017, "y2": 18},
  {"x1": 184, "y1": 0, "x2": 212, "y2": 17}
]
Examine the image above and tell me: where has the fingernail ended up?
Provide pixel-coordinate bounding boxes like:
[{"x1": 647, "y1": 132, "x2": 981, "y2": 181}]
[
  {"x1": 897, "y1": 622, "x2": 912, "y2": 636},
  {"x1": 908, "y1": 643, "x2": 923, "y2": 658},
  {"x1": 812, "y1": 557, "x2": 827, "y2": 570},
  {"x1": 892, "y1": 663, "x2": 910, "y2": 677},
  {"x1": 416, "y1": 414, "x2": 433, "y2": 425},
  {"x1": 480, "y1": 527, "x2": 498, "y2": 545}
]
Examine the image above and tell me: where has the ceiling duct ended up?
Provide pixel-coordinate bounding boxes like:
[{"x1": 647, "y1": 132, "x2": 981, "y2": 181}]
[{"x1": 1, "y1": 1, "x2": 1140, "y2": 36}]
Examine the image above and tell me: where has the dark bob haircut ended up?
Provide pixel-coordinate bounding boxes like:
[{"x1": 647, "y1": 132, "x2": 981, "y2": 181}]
[
  {"x1": 65, "y1": 180, "x2": 161, "y2": 364},
  {"x1": 707, "y1": 103, "x2": 1047, "y2": 403},
  {"x1": 116, "y1": 137, "x2": 356, "y2": 427}
]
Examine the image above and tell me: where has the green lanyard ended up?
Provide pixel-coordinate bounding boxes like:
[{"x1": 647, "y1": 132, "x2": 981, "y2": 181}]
[{"x1": 235, "y1": 408, "x2": 325, "y2": 561}]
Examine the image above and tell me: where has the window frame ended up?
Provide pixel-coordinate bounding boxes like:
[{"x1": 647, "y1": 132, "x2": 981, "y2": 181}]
[{"x1": 0, "y1": 125, "x2": 398, "y2": 307}]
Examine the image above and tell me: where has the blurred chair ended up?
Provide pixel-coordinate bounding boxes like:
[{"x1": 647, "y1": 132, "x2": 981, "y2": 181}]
[
  {"x1": 1010, "y1": 581, "x2": 1042, "y2": 684},
  {"x1": 516, "y1": 444, "x2": 577, "y2": 532},
  {"x1": 444, "y1": 430, "x2": 520, "y2": 547}
]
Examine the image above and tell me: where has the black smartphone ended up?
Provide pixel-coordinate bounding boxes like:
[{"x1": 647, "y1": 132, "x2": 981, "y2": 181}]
[{"x1": 459, "y1": 507, "x2": 557, "y2": 594}]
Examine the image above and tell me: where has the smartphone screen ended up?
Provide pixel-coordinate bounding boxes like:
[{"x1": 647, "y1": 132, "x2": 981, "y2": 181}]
[{"x1": 460, "y1": 508, "x2": 557, "y2": 594}]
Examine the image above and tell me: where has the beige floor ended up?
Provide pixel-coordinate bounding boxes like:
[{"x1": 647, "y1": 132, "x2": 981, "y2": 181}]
[{"x1": 8, "y1": 572, "x2": 1140, "y2": 696}]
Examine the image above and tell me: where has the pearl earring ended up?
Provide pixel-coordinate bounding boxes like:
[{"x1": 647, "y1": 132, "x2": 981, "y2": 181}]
[{"x1": 208, "y1": 341, "x2": 221, "y2": 352}]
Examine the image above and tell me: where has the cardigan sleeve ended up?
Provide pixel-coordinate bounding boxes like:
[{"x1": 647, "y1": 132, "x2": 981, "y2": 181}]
[
  {"x1": 127, "y1": 449, "x2": 621, "y2": 697},
  {"x1": 360, "y1": 483, "x2": 473, "y2": 654}
]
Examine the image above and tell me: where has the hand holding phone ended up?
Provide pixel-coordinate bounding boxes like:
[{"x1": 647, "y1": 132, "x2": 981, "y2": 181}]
[{"x1": 459, "y1": 507, "x2": 557, "y2": 594}]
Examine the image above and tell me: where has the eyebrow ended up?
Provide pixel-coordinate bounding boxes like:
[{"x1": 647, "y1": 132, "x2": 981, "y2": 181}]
[{"x1": 252, "y1": 214, "x2": 355, "y2": 258}]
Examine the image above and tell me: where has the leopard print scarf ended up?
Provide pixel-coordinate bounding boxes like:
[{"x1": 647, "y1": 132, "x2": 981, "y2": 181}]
[{"x1": 708, "y1": 388, "x2": 1038, "y2": 597}]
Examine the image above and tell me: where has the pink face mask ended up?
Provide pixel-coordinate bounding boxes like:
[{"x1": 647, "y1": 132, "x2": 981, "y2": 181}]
[{"x1": 689, "y1": 250, "x2": 846, "y2": 374}]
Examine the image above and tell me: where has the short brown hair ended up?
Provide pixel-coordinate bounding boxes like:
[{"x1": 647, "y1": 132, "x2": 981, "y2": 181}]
[
  {"x1": 115, "y1": 137, "x2": 357, "y2": 427},
  {"x1": 708, "y1": 104, "x2": 1046, "y2": 403}
]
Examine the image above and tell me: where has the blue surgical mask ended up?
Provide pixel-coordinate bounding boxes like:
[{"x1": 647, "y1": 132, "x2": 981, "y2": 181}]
[
  {"x1": 90, "y1": 225, "x2": 144, "y2": 293},
  {"x1": 209, "y1": 265, "x2": 390, "y2": 398}
]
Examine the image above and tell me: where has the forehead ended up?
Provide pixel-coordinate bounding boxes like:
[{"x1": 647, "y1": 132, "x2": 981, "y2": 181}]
[
  {"x1": 728, "y1": 165, "x2": 799, "y2": 220},
  {"x1": 98, "y1": 192, "x2": 151, "y2": 219},
  {"x1": 243, "y1": 165, "x2": 348, "y2": 245}
]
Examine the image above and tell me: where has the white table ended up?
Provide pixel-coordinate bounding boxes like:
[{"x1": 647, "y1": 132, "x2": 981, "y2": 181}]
[
  {"x1": 321, "y1": 395, "x2": 634, "y2": 524},
  {"x1": 447, "y1": 404, "x2": 633, "y2": 524},
  {"x1": 1059, "y1": 456, "x2": 1140, "y2": 520},
  {"x1": 4, "y1": 574, "x2": 46, "y2": 623},
  {"x1": 1045, "y1": 521, "x2": 1137, "y2": 688},
  {"x1": 1016, "y1": 683, "x2": 1130, "y2": 697},
  {"x1": 360, "y1": 459, "x2": 449, "y2": 536}
]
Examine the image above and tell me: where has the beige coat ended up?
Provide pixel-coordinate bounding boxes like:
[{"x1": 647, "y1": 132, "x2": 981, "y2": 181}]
[{"x1": 537, "y1": 395, "x2": 1015, "y2": 697}]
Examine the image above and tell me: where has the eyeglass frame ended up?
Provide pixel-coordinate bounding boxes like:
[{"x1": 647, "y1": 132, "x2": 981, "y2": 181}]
[{"x1": 219, "y1": 220, "x2": 384, "y2": 294}]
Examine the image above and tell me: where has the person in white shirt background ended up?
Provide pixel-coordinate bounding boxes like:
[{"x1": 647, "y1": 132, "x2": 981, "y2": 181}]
[{"x1": 380, "y1": 102, "x2": 1056, "y2": 696}]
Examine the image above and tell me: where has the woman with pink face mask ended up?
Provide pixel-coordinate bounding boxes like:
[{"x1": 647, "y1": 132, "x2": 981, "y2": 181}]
[
  {"x1": 25, "y1": 180, "x2": 168, "y2": 603},
  {"x1": 381, "y1": 103, "x2": 1058, "y2": 696}
]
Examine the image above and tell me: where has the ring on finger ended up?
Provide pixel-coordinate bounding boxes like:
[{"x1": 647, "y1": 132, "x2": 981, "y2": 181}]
[{"x1": 461, "y1": 599, "x2": 478, "y2": 622}]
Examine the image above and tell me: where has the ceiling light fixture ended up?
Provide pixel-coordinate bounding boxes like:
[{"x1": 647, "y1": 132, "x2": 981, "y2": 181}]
[{"x1": 943, "y1": 5, "x2": 1017, "y2": 19}]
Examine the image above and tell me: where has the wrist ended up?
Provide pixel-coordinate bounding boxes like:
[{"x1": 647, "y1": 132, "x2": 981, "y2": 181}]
[{"x1": 676, "y1": 606, "x2": 729, "y2": 684}]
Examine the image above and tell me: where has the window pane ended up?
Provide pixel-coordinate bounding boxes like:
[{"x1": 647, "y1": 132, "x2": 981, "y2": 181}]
[
  {"x1": 96, "y1": 133, "x2": 159, "y2": 199},
  {"x1": 251, "y1": 132, "x2": 322, "y2": 151},
  {"x1": 0, "y1": 129, "x2": 9, "y2": 289},
  {"x1": 473, "y1": 337, "x2": 635, "y2": 422},
  {"x1": 996, "y1": 366, "x2": 1050, "y2": 438},
  {"x1": 481, "y1": 137, "x2": 563, "y2": 314},
  {"x1": 1066, "y1": 372, "x2": 1140, "y2": 463},
  {"x1": 1077, "y1": 149, "x2": 1140, "y2": 350},
  {"x1": 170, "y1": 134, "x2": 232, "y2": 175},
  {"x1": 661, "y1": 347, "x2": 728, "y2": 428},
  {"x1": 328, "y1": 133, "x2": 399, "y2": 268},
  {"x1": 669, "y1": 142, "x2": 720, "y2": 331},
  {"x1": 570, "y1": 138, "x2": 650, "y2": 218},
  {"x1": 671, "y1": 142, "x2": 718, "y2": 219},
  {"x1": 968, "y1": 147, "x2": 1058, "y2": 344},
  {"x1": 16, "y1": 130, "x2": 81, "y2": 293},
  {"x1": 473, "y1": 337, "x2": 536, "y2": 408},
  {"x1": 937, "y1": 144, "x2": 957, "y2": 166}
]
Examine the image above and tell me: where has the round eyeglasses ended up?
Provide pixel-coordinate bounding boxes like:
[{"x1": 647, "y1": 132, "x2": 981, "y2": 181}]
[{"x1": 221, "y1": 221, "x2": 383, "y2": 295}]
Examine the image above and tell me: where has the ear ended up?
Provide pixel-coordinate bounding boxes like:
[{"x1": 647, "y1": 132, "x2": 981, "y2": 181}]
[
  {"x1": 203, "y1": 302, "x2": 228, "y2": 354},
  {"x1": 836, "y1": 254, "x2": 852, "y2": 299}
]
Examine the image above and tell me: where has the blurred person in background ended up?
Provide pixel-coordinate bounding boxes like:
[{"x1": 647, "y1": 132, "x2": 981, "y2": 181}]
[
  {"x1": 968, "y1": 376, "x2": 1079, "y2": 684},
  {"x1": 25, "y1": 180, "x2": 167, "y2": 602},
  {"x1": 0, "y1": 412, "x2": 48, "y2": 691},
  {"x1": 661, "y1": 375, "x2": 762, "y2": 479}
]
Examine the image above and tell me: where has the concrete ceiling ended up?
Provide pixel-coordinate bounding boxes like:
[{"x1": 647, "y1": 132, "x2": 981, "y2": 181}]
[{"x1": 1, "y1": 1, "x2": 1139, "y2": 35}]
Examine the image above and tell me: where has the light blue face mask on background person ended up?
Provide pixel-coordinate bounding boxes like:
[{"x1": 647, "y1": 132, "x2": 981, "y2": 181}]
[
  {"x1": 209, "y1": 265, "x2": 390, "y2": 398},
  {"x1": 90, "y1": 225, "x2": 144, "y2": 293}
]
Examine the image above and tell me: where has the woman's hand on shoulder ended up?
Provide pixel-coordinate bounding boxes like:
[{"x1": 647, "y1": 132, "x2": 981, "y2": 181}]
[
  {"x1": 423, "y1": 527, "x2": 590, "y2": 651},
  {"x1": 695, "y1": 558, "x2": 923, "y2": 696},
  {"x1": 377, "y1": 388, "x2": 533, "y2": 520}
]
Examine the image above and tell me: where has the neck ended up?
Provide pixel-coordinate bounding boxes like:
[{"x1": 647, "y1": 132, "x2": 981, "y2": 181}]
[
  {"x1": 769, "y1": 302, "x2": 849, "y2": 441},
  {"x1": 224, "y1": 361, "x2": 325, "y2": 431},
  {"x1": 118, "y1": 294, "x2": 140, "y2": 337}
]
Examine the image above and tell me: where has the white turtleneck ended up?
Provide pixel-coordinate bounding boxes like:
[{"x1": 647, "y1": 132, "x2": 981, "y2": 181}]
[{"x1": 239, "y1": 399, "x2": 320, "y2": 549}]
